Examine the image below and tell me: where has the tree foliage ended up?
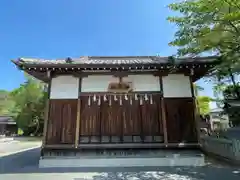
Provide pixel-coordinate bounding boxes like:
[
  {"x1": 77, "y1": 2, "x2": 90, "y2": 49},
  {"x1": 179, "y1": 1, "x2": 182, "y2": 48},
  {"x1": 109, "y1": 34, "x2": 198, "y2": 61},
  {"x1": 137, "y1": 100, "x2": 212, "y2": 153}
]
[
  {"x1": 168, "y1": 0, "x2": 240, "y2": 55},
  {"x1": 193, "y1": 84, "x2": 211, "y2": 115},
  {"x1": 168, "y1": 0, "x2": 240, "y2": 117},
  {"x1": 0, "y1": 74, "x2": 47, "y2": 135},
  {"x1": 223, "y1": 84, "x2": 240, "y2": 99},
  {"x1": 197, "y1": 96, "x2": 211, "y2": 115},
  {"x1": 0, "y1": 90, "x2": 10, "y2": 114},
  {"x1": 168, "y1": 0, "x2": 240, "y2": 80},
  {"x1": 222, "y1": 84, "x2": 240, "y2": 126}
]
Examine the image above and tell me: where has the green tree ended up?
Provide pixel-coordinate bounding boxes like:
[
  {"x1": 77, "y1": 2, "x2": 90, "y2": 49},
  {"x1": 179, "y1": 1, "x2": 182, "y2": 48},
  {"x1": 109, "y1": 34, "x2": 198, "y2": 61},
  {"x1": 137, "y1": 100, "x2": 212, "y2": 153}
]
[
  {"x1": 193, "y1": 84, "x2": 211, "y2": 115},
  {"x1": 0, "y1": 90, "x2": 15, "y2": 115},
  {"x1": 0, "y1": 90, "x2": 9, "y2": 114},
  {"x1": 167, "y1": 0, "x2": 240, "y2": 89},
  {"x1": 222, "y1": 84, "x2": 240, "y2": 126},
  {"x1": 197, "y1": 96, "x2": 211, "y2": 115},
  {"x1": 168, "y1": 0, "x2": 240, "y2": 57},
  {"x1": 9, "y1": 74, "x2": 47, "y2": 135}
]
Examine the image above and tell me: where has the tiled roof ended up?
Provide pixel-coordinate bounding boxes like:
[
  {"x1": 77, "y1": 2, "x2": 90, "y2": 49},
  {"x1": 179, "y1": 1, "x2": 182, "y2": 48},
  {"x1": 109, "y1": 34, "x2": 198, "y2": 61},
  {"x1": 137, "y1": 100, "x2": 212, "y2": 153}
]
[
  {"x1": 15, "y1": 56, "x2": 218, "y2": 65},
  {"x1": 0, "y1": 116, "x2": 16, "y2": 124}
]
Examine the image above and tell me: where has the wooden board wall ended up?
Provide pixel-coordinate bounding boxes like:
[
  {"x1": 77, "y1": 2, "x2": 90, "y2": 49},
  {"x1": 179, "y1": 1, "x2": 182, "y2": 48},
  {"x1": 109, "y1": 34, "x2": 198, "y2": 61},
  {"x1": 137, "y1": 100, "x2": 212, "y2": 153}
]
[
  {"x1": 80, "y1": 94, "x2": 163, "y2": 137},
  {"x1": 46, "y1": 99, "x2": 77, "y2": 145},
  {"x1": 164, "y1": 98, "x2": 197, "y2": 143},
  {"x1": 45, "y1": 96, "x2": 197, "y2": 145}
]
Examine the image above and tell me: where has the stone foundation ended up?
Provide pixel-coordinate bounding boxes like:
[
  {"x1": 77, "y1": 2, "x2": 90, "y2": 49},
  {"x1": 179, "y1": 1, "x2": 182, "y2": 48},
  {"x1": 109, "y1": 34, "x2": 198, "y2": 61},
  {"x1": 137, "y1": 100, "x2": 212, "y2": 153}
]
[{"x1": 39, "y1": 150, "x2": 205, "y2": 168}]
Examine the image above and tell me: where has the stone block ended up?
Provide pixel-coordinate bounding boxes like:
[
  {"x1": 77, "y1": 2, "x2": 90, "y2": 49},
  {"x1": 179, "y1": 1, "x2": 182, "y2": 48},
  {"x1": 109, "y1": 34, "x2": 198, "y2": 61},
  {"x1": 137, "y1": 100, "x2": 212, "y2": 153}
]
[
  {"x1": 144, "y1": 136, "x2": 153, "y2": 142},
  {"x1": 79, "y1": 136, "x2": 89, "y2": 143},
  {"x1": 90, "y1": 136, "x2": 100, "y2": 143},
  {"x1": 101, "y1": 136, "x2": 110, "y2": 143},
  {"x1": 123, "y1": 136, "x2": 132, "y2": 142},
  {"x1": 111, "y1": 136, "x2": 120, "y2": 143},
  {"x1": 133, "y1": 136, "x2": 141, "y2": 142}
]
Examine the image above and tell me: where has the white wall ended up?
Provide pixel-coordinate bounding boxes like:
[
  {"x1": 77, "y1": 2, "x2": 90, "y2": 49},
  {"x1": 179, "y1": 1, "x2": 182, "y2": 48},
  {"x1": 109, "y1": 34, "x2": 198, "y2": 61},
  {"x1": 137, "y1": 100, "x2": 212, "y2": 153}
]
[
  {"x1": 124, "y1": 75, "x2": 160, "y2": 92},
  {"x1": 162, "y1": 74, "x2": 192, "y2": 97},
  {"x1": 81, "y1": 75, "x2": 160, "y2": 92},
  {"x1": 49, "y1": 74, "x2": 192, "y2": 98},
  {"x1": 50, "y1": 75, "x2": 79, "y2": 99}
]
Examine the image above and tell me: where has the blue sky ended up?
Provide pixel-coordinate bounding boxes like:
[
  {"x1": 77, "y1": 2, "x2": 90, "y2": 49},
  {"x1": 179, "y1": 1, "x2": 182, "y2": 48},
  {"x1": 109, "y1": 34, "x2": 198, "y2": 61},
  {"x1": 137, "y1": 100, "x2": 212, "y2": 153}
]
[{"x1": 0, "y1": 0, "x2": 215, "y2": 107}]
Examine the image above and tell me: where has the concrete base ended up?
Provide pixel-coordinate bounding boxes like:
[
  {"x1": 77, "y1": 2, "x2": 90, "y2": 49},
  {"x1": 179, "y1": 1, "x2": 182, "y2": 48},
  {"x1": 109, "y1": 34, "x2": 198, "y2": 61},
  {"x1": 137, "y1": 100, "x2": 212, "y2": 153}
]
[{"x1": 39, "y1": 155, "x2": 205, "y2": 168}]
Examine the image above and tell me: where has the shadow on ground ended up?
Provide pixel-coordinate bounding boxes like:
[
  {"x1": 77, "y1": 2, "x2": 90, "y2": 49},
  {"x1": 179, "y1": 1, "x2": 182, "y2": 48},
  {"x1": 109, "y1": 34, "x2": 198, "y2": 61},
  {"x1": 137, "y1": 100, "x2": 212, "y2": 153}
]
[
  {"x1": 88, "y1": 166, "x2": 240, "y2": 180},
  {"x1": 0, "y1": 148, "x2": 240, "y2": 180}
]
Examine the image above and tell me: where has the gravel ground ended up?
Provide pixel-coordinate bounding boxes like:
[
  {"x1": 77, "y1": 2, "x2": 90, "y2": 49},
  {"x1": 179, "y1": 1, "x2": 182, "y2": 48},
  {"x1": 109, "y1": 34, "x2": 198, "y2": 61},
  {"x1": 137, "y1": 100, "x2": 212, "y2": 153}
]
[{"x1": 0, "y1": 142, "x2": 239, "y2": 180}]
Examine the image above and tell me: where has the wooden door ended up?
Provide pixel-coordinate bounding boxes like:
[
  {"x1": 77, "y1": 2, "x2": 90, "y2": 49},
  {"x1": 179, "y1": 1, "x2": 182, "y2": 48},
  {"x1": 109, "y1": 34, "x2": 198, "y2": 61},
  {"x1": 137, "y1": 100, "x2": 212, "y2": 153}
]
[
  {"x1": 79, "y1": 93, "x2": 163, "y2": 143},
  {"x1": 164, "y1": 98, "x2": 197, "y2": 143}
]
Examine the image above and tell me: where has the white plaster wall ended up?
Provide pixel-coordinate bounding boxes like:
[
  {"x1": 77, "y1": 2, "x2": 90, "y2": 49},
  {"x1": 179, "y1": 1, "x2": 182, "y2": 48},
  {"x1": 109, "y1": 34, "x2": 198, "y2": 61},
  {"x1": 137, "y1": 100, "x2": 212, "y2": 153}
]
[
  {"x1": 50, "y1": 75, "x2": 79, "y2": 99},
  {"x1": 162, "y1": 74, "x2": 192, "y2": 97},
  {"x1": 124, "y1": 75, "x2": 160, "y2": 91},
  {"x1": 81, "y1": 76, "x2": 118, "y2": 92},
  {"x1": 81, "y1": 75, "x2": 160, "y2": 92}
]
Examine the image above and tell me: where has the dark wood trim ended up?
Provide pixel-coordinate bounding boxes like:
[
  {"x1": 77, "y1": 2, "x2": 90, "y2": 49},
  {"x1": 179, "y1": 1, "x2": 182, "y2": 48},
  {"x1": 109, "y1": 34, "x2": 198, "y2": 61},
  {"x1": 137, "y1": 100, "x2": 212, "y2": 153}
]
[
  {"x1": 159, "y1": 77, "x2": 168, "y2": 144},
  {"x1": 21, "y1": 65, "x2": 216, "y2": 83},
  {"x1": 112, "y1": 72, "x2": 129, "y2": 78},
  {"x1": 48, "y1": 98, "x2": 79, "y2": 101},
  {"x1": 161, "y1": 99, "x2": 168, "y2": 144},
  {"x1": 152, "y1": 70, "x2": 169, "y2": 77},
  {"x1": 19, "y1": 61, "x2": 217, "y2": 69},
  {"x1": 75, "y1": 78, "x2": 82, "y2": 148},
  {"x1": 51, "y1": 72, "x2": 83, "y2": 78},
  {"x1": 44, "y1": 144, "x2": 75, "y2": 149},
  {"x1": 189, "y1": 76, "x2": 200, "y2": 143},
  {"x1": 42, "y1": 70, "x2": 51, "y2": 146},
  {"x1": 79, "y1": 91, "x2": 162, "y2": 97},
  {"x1": 190, "y1": 76, "x2": 195, "y2": 98},
  {"x1": 163, "y1": 97, "x2": 194, "y2": 100},
  {"x1": 53, "y1": 70, "x2": 163, "y2": 78},
  {"x1": 46, "y1": 68, "x2": 211, "y2": 78}
]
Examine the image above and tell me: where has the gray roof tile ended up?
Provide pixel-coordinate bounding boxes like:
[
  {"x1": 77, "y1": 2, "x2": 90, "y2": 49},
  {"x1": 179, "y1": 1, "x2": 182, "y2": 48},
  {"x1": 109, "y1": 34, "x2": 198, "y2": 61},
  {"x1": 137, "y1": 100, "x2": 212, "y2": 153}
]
[
  {"x1": 16, "y1": 56, "x2": 217, "y2": 66},
  {"x1": 0, "y1": 116, "x2": 16, "y2": 124}
]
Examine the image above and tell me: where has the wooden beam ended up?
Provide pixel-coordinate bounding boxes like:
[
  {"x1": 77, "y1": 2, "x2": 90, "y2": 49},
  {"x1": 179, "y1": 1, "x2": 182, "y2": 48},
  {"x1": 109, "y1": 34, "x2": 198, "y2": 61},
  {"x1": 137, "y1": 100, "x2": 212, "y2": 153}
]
[
  {"x1": 189, "y1": 75, "x2": 200, "y2": 144},
  {"x1": 42, "y1": 70, "x2": 51, "y2": 147},
  {"x1": 153, "y1": 70, "x2": 169, "y2": 77},
  {"x1": 161, "y1": 98, "x2": 168, "y2": 144},
  {"x1": 52, "y1": 70, "x2": 160, "y2": 77},
  {"x1": 112, "y1": 71, "x2": 129, "y2": 78},
  {"x1": 159, "y1": 77, "x2": 168, "y2": 144},
  {"x1": 51, "y1": 72, "x2": 88, "y2": 78},
  {"x1": 75, "y1": 78, "x2": 82, "y2": 148},
  {"x1": 79, "y1": 91, "x2": 162, "y2": 96}
]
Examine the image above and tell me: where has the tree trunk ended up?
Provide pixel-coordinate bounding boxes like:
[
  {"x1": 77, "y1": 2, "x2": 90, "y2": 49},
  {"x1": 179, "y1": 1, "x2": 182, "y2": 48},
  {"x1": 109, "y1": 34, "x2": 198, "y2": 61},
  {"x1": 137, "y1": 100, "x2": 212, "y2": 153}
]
[{"x1": 228, "y1": 68, "x2": 240, "y2": 99}]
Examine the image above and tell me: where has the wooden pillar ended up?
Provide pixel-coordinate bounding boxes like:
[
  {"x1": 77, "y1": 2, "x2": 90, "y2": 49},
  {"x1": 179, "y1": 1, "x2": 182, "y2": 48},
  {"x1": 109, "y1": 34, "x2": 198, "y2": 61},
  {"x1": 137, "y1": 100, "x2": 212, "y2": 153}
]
[
  {"x1": 42, "y1": 70, "x2": 51, "y2": 147},
  {"x1": 75, "y1": 77, "x2": 82, "y2": 148},
  {"x1": 159, "y1": 76, "x2": 168, "y2": 144},
  {"x1": 189, "y1": 70, "x2": 200, "y2": 143}
]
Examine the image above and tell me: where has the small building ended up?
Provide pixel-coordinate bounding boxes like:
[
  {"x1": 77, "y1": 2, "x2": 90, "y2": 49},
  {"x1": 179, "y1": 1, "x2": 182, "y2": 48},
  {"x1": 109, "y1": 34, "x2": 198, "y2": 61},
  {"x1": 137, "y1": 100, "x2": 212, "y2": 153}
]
[
  {"x1": 209, "y1": 108, "x2": 229, "y2": 131},
  {"x1": 12, "y1": 56, "x2": 218, "y2": 167},
  {"x1": 0, "y1": 116, "x2": 17, "y2": 136},
  {"x1": 223, "y1": 99, "x2": 240, "y2": 127}
]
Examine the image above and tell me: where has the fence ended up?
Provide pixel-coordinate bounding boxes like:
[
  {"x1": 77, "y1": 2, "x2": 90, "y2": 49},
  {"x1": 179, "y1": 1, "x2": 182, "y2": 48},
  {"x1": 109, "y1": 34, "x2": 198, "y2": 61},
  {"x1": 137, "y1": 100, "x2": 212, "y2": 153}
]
[{"x1": 201, "y1": 136, "x2": 240, "y2": 162}]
